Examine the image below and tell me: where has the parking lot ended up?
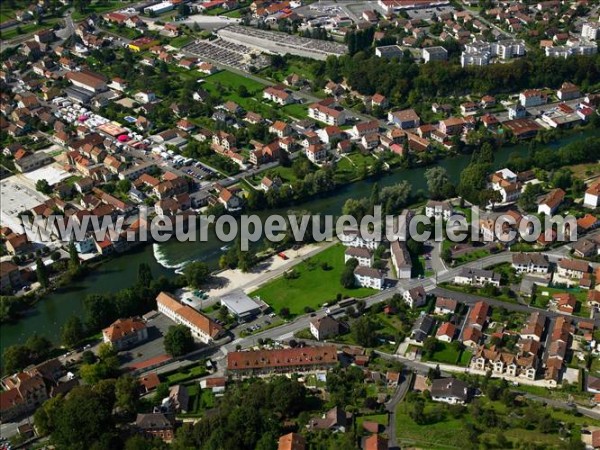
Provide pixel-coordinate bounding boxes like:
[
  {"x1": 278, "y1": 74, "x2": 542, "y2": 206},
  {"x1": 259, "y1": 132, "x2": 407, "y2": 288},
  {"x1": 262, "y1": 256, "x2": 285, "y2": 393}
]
[{"x1": 118, "y1": 313, "x2": 176, "y2": 368}]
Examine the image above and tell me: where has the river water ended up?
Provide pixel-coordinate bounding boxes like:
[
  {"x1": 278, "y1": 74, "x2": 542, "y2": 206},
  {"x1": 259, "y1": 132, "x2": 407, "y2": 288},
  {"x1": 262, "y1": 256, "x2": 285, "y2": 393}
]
[{"x1": 1, "y1": 130, "x2": 594, "y2": 354}]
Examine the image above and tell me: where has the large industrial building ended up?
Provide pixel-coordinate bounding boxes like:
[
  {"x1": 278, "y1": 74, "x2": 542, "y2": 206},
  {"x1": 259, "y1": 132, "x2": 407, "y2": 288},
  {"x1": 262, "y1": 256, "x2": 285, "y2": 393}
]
[
  {"x1": 220, "y1": 291, "x2": 262, "y2": 321},
  {"x1": 217, "y1": 25, "x2": 347, "y2": 61}
]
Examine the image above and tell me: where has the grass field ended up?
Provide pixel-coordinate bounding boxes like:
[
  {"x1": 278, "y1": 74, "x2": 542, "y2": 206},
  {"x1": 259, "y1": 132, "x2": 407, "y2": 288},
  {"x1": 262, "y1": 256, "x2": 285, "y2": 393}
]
[
  {"x1": 71, "y1": 1, "x2": 123, "y2": 20},
  {"x1": 422, "y1": 341, "x2": 472, "y2": 366},
  {"x1": 0, "y1": 20, "x2": 60, "y2": 40},
  {"x1": 356, "y1": 413, "x2": 388, "y2": 431},
  {"x1": 282, "y1": 102, "x2": 309, "y2": 119},
  {"x1": 250, "y1": 243, "x2": 376, "y2": 316},
  {"x1": 395, "y1": 397, "x2": 585, "y2": 449},
  {"x1": 162, "y1": 364, "x2": 207, "y2": 385},
  {"x1": 170, "y1": 35, "x2": 193, "y2": 48}
]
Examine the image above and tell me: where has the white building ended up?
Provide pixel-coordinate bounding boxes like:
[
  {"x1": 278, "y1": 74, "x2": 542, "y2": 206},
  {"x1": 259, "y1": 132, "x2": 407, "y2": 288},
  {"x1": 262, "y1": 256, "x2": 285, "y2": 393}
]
[
  {"x1": 584, "y1": 181, "x2": 600, "y2": 208},
  {"x1": 403, "y1": 286, "x2": 427, "y2": 308},
  {"x1": 430, "y1": 378, "x2": 470, "y2": 404},
  {"x1": 390, "y1": 240, "x2": 412, "y2": 279},
  {"x1": 422, "y1": 46, "x2": 448, "y2": 63},
  {"x1": 511, "y1": 253, "x2": 550, "y2": 274},
  {"x1": 344, "y1": 247, "x2": 373, "y2": 267},
  {"x1": 454, "y1": 268, "x2": 501, "y2": 287},
  {"x1": 581, "y1": 22, "x2": 600, "y2": 41},
  {"x1": 340, "y1": 228, "x2": 380, "y2": 250},
  {"x1": 425, "y1": 200, "x2": 453, "y2": 220},
  {"x1": 156, "y1": 292, "x2": 223, "y2": 344},
  {"x1": 354, "y1": 266, "x2": 384, "y2": 290},
  {"x1": 519, "y1": 89, "x2": 546, "y2": 107}
]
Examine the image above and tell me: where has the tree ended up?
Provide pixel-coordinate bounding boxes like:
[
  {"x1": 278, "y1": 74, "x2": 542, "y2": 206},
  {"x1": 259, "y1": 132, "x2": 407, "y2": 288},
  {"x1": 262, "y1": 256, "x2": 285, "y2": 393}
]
[
  {"x1": 441, "y1": 247, "x2": 452, "y2": 262},
  {"x1": 351, "y1": 316, "x2": 377, "y2": 347},
  {"x1": 52, "y1": 386, "x2": 114, "y2": 449},
  {"x1": 36, "y1": 179, "x2": 52, "y2": 194},
  {"x1": 237, "y1": 85, "x2": 250, "y2": 98},
  {"x1": 518, "y1": 183, "x2": 543, "y2": 212},
  {"x1": 68, "y1": 240, "x2": 79, "y2": 271},
  {"x1": 3, "y1": 345, "x2": 32, "y2": 373},
  {"x1": 61, "y1": 315, "x2": 85, "y2": 348},
  {"x1": 35, "y1": 258, "x2": 49, "y2": 288},
  {"x1": 422, "y1": 337, "x2": 438, "y2": 356},
  {"x1": 279, "y1": 307, "x2": 291, "y2": 318},
  {"x1": 340, "y1": 265, "x2": 356, "y2": 288},
  {"x1": 116, "y1": 179, "x2": 132, "y2": 193},
  {"x1": 115, "y1": 375, "x2": 140, "y2": 418},
  {"x1": 164, "y1": 325, "x2": 194, "y2": 357},
  {"x1": 25, "y1": 333, "x2": 52, "y2": 360},
  {"x1": 183, "y1": 261, "x2": 210, "y2": 288},
  {"x1": 153, "y1": 382, "x2": 170, "y2": 404},
  {"x1": 34, "y1": 394, "x2": 64, "y2": 436},
  {"x1": 137, "y1": 263, "x2": 153, "y2": 287},
  {"x1": 425, "y1": 167, "x2": 452, "y2": 200}
]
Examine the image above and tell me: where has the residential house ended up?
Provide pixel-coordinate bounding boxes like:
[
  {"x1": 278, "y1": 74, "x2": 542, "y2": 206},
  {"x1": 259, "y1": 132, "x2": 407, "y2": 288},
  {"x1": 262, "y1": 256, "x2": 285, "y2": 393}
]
[
  {"x1": 308, "y1": 406, "x2": 351, "y2": 432},
  {"x1": 552, "y1": 293, "x2": 576, "y2": 315},
  {"x1": 227, "y1": 346, "x2": 338, "y2": 377},
  {"x1": 454, "y1": 268, "x2": 501, "y2": 287},
  {"x1": 135, "y1": 413, "x2": 174, "y2": 442},
  {"x1": 424, "y1": 200, "x2": 453, "y2": 220},
  {"x1": 308, "y1": 101, "x2": 347, "y2": 126},
  {"x1": 537, "y1": 188, "x2": 565, "y2": 215},
  {"x1": 388, "y1": 109, "x2": 420, "y2": 129},
  {"x1": 390, "y1": 240, "x2": 412, "y2": 279},
  {"x1": 584, "y1": 181, "x2": 600, "y2": 208},
  {"x1": 511, "y1": 253, "x2": 549, "y2": 274},
  {"x1": 344, "y1": 247, "x2": 374, "y2": 267},
  {"x1": 556, "y1": 258, "x2": 589, "y2": 279},
  {"x1": 278, "y1": 433, "x2": 306, "y2": 450},
  {"x1": 436, "y1": 322, "x2": 456, "y2": 343},
  {"x1": 0, "y1": 262, "x2": 23, "y2": 294},
  {"x1": 263, "y1": 86, "x2": 294, "y2": 105},
  {"x1": 430, "y1": 378, "x2": 470, "y2": 404},
  {"x1": 102, "y1": 317, "x2": 148, "y2": 351},
  {"x1": 434, "y1": 297, "x2": 457, "y2": 315},
  {"x1": 519, "y1": 89, "x2": 547, "y2": 107},
  {"x1": 310, "y1": 315, "x2": 340, "y2": 341},
  {"x1": 353, "y1": 266, "x2": 384, "y2": 290},
  {"x1": 410, "y1": 313, "x2": 435, "y2": 342},
  {"x1": 403, "y1": 286, "x2": 427, "y2": 308}
]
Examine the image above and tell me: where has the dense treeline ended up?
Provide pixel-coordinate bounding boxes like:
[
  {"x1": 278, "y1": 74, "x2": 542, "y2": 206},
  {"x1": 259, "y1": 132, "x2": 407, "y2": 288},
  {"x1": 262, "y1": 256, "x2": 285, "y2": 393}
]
[
  {"x1": 318, "y1": 52, "x2": 600, "y2": 106},
  {"x1": 507, "y1": 136, "x2": 600, "y2": 173},
  {"x1": 80, "y1": 263, "x2": 183, "y2": 335},
  {"x1": 173, "y1": 377, "x2": 313, "y2": 450}
]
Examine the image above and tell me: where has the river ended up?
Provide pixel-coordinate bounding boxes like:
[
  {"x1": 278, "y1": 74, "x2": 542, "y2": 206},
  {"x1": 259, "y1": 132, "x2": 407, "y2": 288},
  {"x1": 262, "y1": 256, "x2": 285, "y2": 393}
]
[{"x1": 1, "y1": 129, "x2": 595, "y2": 354}]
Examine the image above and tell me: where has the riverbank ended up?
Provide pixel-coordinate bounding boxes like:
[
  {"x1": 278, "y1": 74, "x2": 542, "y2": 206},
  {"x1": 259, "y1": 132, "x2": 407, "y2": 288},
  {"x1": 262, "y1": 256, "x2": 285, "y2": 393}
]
[{"x1": 2, "y1": 126, "x2": 598, "y2": 355}]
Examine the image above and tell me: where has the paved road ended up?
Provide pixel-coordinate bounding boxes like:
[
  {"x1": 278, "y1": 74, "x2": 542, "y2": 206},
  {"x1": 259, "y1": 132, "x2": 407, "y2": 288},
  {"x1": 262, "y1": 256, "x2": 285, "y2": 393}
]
[
  {"x1": 432, "y1": 287, "x2": 600, "y2": 327},
  {"x1": 385, "y1": 370, "x2": 413, "y2": 450}
]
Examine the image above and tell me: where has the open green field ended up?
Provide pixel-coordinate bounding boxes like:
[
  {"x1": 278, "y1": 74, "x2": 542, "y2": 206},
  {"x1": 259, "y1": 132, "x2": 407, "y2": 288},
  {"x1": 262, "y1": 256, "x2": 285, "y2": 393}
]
[
  {"x1": 282, "y1": 102, "x2": 309, "y2": 119},
  {"x1": 170, "y1": 35, "x2": 193, "y2": 48},
  {"x1": 72, "y1": 1, "x2": 123, "y2": 20},
  {"x1": 250, "y1": 243, "x2": 376, "y2": 316},
  {"x1": 0, "y1": 19, "x2": 60, "y2": 40},
  {"x1": 396, "y1": 397, "x2": 589, "y2": 449},
  {"x1": 204, "y1": 70, "x2": 264, "y2": 93},
  {"x1": 422, "y1": 341, "x2": 472, "y2": 366}
]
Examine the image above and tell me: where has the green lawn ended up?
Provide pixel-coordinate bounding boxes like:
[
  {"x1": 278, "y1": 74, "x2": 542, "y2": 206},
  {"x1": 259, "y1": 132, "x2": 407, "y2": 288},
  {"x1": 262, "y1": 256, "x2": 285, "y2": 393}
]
[
  {"x1": 396, "y1": 396, "x2": 587, "y2": 449},
  {"x1": 250, "y1": 243, "x2": 376, "y2": 316},
  {"x1": 170, "y1": 35, "x2": 193, "y2": 48},
  {"x1": 453, "y1": 249, "x2": 490, "y2": 265},
  {"x1": 162, "y1": 364, "x2": 207, "y2": 385},
  {"x1": 203, "y1": 71, "x2": 264, "y2": 94},
  {"x1": 357, "y1": 413, "x2": 388, "y2": 431},
  {"x1": 282, "y1": 103, "x2": 309, "y2": 119},
  {"x1": 395, "y1": 402, "x2": 465, "y2": 449},
  {"x1": 71, "y1": 1, "x2": 123, "y2": 20},
  {"x1": 1, "y1": 20, "x2": 60, "y2": 40},
  {"x1": 422, "y1": 341, "x2": 472, "y2": 367}
]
